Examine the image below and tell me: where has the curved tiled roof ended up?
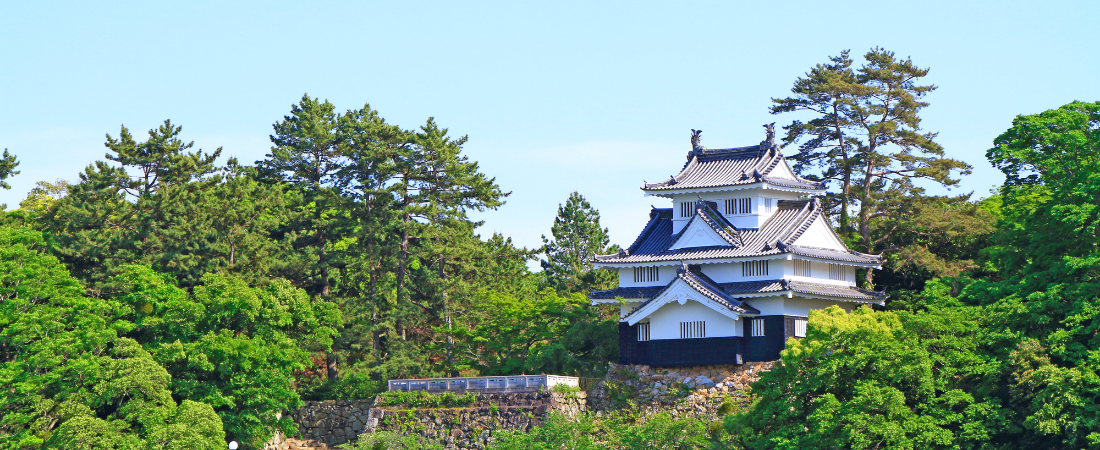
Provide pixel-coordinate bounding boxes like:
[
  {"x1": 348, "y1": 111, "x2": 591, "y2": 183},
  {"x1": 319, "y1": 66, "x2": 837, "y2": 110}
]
[
  {"x1": 785, "y1": 280, "x2": 886, "y2": 301},
  {"x1": 677, "y1": 264, "x2": 761, "y2": 314},
  {"x1": 642, "y1": 142, "x2": 825, "y2": 193},
  {"x1": 594, "y1": 199, "x2": 882, "y2": 265},
  {"x1": 589, "y1": 286, "x2": 665, "y2": 300},
  {"x1": 616, "y1": 264, "x2": 761, "y2": 318},
  {"x1": 593, "y1": 271, "x2": 885, "y2": 309},
  {"x1": 717, "y1": 279, "x2": 885, "y2": 302}
]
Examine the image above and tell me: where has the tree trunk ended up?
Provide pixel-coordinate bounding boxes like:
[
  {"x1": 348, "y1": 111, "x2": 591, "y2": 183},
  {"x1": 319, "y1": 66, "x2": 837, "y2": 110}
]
[
  {"x1": 859, "y1": 145, "x2": 877, "y2": 288},
  {"x1": 326, "y1": 353, "x2": 338, "y2": 381},
  {"x1": 832, "y1": 105, "x2": 853, "y2": 239},
  {"x1": 370, "y1": 268, "x2": 381, "y2": 353},
  {"x1": 440, "y1": 258, "x2": 457, "y2": 377},
  {"x1": 395, "y1": 173, "x2": 410, "y2": 341}
]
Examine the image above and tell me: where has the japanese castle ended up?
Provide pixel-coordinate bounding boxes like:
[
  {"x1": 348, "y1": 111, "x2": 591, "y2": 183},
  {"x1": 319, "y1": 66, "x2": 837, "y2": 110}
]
[{"x1": 589, "y1": 126, "x2": 886, "y2": 367}]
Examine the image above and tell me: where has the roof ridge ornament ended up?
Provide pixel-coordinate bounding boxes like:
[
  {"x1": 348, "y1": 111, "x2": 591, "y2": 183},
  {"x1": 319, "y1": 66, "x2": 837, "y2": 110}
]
[
  {"x1": 776, "y1": 240, "x2": 789, "y2": 252},
  {"x1": 762, "y1": 123, "x2": 776, "y2": 149},
  {"x1": 690, "y1": 129, "x2": 707, "y2": 154}
]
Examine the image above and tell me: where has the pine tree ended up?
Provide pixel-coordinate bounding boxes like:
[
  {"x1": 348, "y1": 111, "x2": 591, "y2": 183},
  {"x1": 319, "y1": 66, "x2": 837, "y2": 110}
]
[
  {"x1": 769, "y1": 51, "x2": 860, "y2": 235},
  {"x1": 389, "y1": 118, "x2": 508, "y2": 376},
  {"x1": 0, "y1": 149, "x2": 18, "y2": 190},
  {"x1": 0, "y1": 149, "x2": 19, "y2": 210},
  {"x1": 258, "y1": 94, "x2": 350, "y2": 296},
  {"x1": 46, "y1": 122, "x2": 285, "y2": 288},
  {"x1": 772, "y1": 48, "x2": 972, "y2": 286},
  {"x1": 540, "y1": 191, "x2": 618, "y2": 293}
]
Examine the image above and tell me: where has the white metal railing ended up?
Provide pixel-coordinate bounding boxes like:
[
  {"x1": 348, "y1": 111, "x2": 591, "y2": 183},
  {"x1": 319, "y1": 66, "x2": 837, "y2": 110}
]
[{"x1": 387, "y1": 374, "x2": 579, "y2": 392}]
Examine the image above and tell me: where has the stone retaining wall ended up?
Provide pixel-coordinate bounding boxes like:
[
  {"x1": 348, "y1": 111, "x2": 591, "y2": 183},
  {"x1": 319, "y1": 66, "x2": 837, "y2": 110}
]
[
  {"x1": 267, "y1": 363, "x2": 770, "y2": 450},
  {"x1": 589, "y1": 362, "x2": 774, "y2": 416},
  {"x1": 285, "y1": 391, "x2": 586, "y2": 449}
]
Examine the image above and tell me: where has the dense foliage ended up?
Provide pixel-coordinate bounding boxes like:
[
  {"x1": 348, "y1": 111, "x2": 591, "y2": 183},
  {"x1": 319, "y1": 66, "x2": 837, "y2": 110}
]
[
  {"x1": 725, "y1": 100, "x2": 1100, "y2": 449},
  {"x1": 771, "y1": 48, "x2": 974, "y2": 288},
  {"x1": 541, "y1": 191, "x2": 619, "y2": 293},
  {"x1": 1, "y1": 45, "x2": 1096, "y2": 449},
  {"x1": 0, "y1": 94, "x2": 620, "y2": 448},
  {"x1": 0, "y1": 228, "x2": 225, "y2": 449}
]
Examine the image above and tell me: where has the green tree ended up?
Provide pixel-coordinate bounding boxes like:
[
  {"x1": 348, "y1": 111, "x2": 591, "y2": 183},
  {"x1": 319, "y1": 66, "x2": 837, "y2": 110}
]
[
  {"x1": 0, "y1": 227, "x2": 225, "y2": 450},
  {"x1": 730, "y1": 101, "x2": 1100, "y2": 449},
  {"x1": 18, "y1": 179, "x2": 70, "y2": 217},
  {"x1": 47, "y1": 123, "x2": 288, "y2": 289},
  {"x1": 450, "y1": 289, "x2": 585, "y2": 375},
  {"x1": 0, "y1": 149, "x2": 18, "y2": 190},
  {"x1": 540, "y1": 191, "x2": 618, "y2": 293},
  {"x1": 772, "y1": 48, "x2": 972, "y2": 286},
  {"x1": 491, "y1": 411, "x2": 710, "y2": 450},
  {"x1": 0, "y1": 149, "x2": 19, "y2": 209},
  {"x1": 107, "y1": 265, "x2": 341, "y2": 449},
  {"x1": 769, "y1": 51, "x2": 861, "y2": 233},
  {"x1": 728, "y1": 304, "x2": 998, "y2": 450},
  {"x1": 964, "y1": 100, "x2": 1100, "y2": 448},
  {"x1": 873, "y1": 194, "x2": 998, "y2": 297},
  {"x1": 257, "y1": 94, "x2": 349, "y2": 296}
]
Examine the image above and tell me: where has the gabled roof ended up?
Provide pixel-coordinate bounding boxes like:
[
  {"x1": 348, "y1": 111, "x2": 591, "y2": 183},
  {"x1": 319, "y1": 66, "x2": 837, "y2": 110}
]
[
  {"x1": 667, "y1": 200, "x2": 743, "y2": 250},
  {"x1": 592, "y1": 276, "x2": 886, "y2": 305},
  {"x1": 717, "y1": 279, "x2": 885, "y2": 302},
  {"x1": 594, "y1": 198, "x2": 882, "y2": 266},
  {"x1": 589, "y1": 285, "x2": 665, "y2": 300},
  {"x1": 621, "y1": 263, "x2": 760, "y2": 325},
  {"x1": 642, "y1": 139, "x2": 825, "y2": 193}
]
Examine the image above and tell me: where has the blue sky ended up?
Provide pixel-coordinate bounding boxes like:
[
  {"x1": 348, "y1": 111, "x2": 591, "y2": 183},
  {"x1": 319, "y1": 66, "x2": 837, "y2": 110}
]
[{"x1": 2, "y1": 1, "x2": 1098, "y2": 254}]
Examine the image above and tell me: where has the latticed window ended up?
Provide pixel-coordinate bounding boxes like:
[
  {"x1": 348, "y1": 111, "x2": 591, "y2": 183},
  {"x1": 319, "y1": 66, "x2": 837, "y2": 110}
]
[
  {"x1": 742, "y1": 260, "x2": 769, "y2": 277},
  {"x1": 794, "y1": 318, "x2": 808, "y2": 338},
  {"x1": 794, "y1": 259, "x2": 811, "y2": 277},
  {"x1": 680, "y1": 202, "x2": 692, "y2": 218},
  {"x1": 829, "y1": 263, "x2": 844, "y2": 281},
  {"x1": 763, "y1": 198, "x2": 774, "y2": 213},
  {"x1": 750, "y1": 319, "x2": 765, "y2": 337},
  {"x1": 724, "y1": 198, "x2": 751, "y2": 215},
  {"x1": 680, "y1": 321, "x2": 705, "y2": 339},
  {"x1": 633, "y1": 266, "x2": 659, "y2": 283},
  {"x1": 637, "y1": 323, "x2": 650, "y2": 341}
]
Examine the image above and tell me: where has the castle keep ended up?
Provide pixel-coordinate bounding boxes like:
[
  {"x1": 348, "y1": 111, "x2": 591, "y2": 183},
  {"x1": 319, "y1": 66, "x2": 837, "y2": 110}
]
[{"x1": 589, "y1": 126, "x2": 885, "y2": 366}]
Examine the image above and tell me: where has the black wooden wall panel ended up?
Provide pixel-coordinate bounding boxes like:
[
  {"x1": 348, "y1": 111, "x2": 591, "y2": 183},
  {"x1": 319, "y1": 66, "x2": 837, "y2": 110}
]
[{"x1": 618, "y1": 315, "x2": 806, "y2": 366}]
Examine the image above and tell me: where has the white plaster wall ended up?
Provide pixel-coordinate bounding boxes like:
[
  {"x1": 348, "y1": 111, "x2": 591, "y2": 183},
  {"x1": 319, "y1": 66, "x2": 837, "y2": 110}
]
[
  {"x1": 788, "y1": 259, "x2": 849, "y2": 286},
  {"x1": 699, "y1": 262, "x2": 740, "y2": 282},
  {"x1": 807, "y1": 261, "x2": 855, "y2": 286},
  {"x1": 742, "y1": 296, "x2": 787, "y2": 315},
  {"x1": 741, "y1": 295, "x2": 856, "y2": 317},
  {"x1": 669, "y1": 189, "x2": 805, "y2": 232},
  {"x1": 782, "y1": 296, "x2": 855, "y2": 316},
  {"x1": 770, "y1": 159, "x2": 798, "y2": 180},
  {"x1": 670, "y1": 219, "x2": 730, "y2": 250},
  {"x1": 696, "y1": 259, "x2": 789, "y2": 284},
  {"x1": 620, "y1": 301, "x2": 645, "y2": 319},
  {"x1": 618, "y1": 265, "x2": 679, "y2": 287},
  {"x1": 792, "y1": 218, "x2": 846, "y2": 250},
  {"x1": 647, "y1": 299, "x2": 741, "y2": 339}
]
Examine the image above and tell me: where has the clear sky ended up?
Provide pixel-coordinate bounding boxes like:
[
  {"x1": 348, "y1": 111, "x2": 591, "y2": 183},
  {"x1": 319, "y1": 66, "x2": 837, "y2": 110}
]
[{"x1": 2, "y1": 1, "x2": 1098, "y2": 256}]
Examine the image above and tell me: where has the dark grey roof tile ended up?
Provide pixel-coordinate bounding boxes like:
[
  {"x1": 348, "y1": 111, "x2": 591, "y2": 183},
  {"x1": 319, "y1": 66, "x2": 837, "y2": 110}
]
[
  {"x1": 594, "y1": 198, "x2": 881, "y2": 265},
  {"x1": 643, "y1": 144, "x2": 825, "y2": 192}
]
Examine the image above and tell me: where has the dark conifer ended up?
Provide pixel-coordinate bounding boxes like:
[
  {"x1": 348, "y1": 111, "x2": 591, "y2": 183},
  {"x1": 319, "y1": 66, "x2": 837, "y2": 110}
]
[
  {"x1": 540, "y1": 191, "x2": 618, "y2": 293},
  {"x1": 772, "y1": 48, "x2": 972, "y2": 286}
]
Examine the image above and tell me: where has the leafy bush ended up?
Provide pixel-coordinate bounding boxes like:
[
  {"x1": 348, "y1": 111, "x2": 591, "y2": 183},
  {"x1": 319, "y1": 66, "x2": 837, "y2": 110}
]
[
  {"x1": 375, "y1": 391, "x2": 479, "y2": 408},
  {"x1": 550, "y1": 383, "x2": 582, "y2": 397},
  {"x1": 339, "y1": 430, "x2": 443, "y2": 450},
  {"x1": 491, "y1": 411, "x2": 711, "y2": 449}
]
